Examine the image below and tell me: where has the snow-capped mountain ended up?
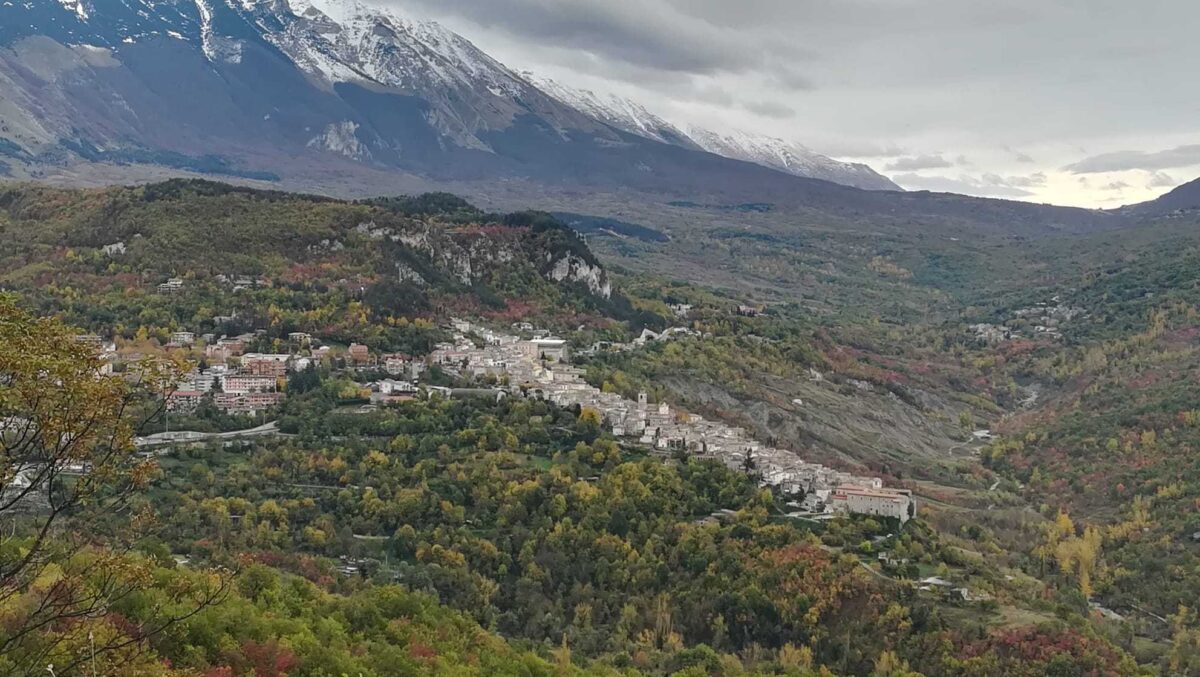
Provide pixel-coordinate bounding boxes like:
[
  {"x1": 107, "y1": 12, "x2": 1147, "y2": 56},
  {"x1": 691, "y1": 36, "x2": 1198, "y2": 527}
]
[
  {"x1": 260, "y1": 0, "x2": 604, "y2": 150},
  {"x1": 0, "y1": 0, "x2": 913, "y2": 201},
  {"x1": 684, "y1": 127, "x2": 900, "y2": 192},
  {"x1": 526, "y1": 75, "x2": 700, "y2": 150},
  {"x1": 527, "y1": 76, "x2": 898, "y2": 191}
]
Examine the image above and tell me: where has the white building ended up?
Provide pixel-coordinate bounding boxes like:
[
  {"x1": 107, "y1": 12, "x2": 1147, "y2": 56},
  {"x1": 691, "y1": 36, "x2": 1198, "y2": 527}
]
[
  {"x1": 828, "y1": 486, "x2": 914, "y2": 523},
  {"x1": 518, "y1": 338, "x2": 568, "y2": 363},
  {"x1": 157, "y1": 278, "x2": 184, "y2": 294}
]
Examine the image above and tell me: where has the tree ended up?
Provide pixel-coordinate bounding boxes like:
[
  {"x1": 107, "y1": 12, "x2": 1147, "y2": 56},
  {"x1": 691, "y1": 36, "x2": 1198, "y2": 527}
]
[
  {"x1": 0, "y1": 296, "x2": 227, "y2": 673},
  {"x1": 1169, "y1": 605, "x2": 1200, "y2": 675},
  {"x1": 742, "y1": 446, "x2": 758, "y2": 476}
]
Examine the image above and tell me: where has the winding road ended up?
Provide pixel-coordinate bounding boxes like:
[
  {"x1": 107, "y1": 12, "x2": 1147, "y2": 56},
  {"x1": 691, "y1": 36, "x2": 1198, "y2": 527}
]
[{"x1": 135, "y1": 421, "x2": 282, "y2": 448}]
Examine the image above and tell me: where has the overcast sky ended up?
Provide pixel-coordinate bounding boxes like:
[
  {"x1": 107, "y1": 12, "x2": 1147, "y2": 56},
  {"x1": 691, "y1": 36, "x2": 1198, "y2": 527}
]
[{"x1": 379, "y1": 0, "x2": 1199, "y2": 207}]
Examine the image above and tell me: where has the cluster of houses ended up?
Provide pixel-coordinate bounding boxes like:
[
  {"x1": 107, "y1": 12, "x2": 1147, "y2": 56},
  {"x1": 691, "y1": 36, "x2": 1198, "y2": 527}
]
[
  {"x1": 74, "y1": 316, "x2": 914, "y2": 521},
  {"x1": 168, "y1": 338, "x2": 292, "y2": 415},
  {"x1": 164, "y1": 330, "x2": 422, "y2": 416},
  {"x1": 968, "y1": 296, "x2": 1087, "y2": 344},
  {"x1": 432, "y1": 319, "x2": 915, "y2": 522},
  {"x1": 156, "y1": 274, "x2": 271, "y2": 295}
]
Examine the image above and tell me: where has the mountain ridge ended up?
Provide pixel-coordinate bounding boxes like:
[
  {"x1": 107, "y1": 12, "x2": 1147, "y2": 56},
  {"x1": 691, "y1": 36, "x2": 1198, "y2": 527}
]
[
  {"x1": 1123, "y1": 176, "x2": 1200, "y2": 217},
  {"x1": 0, "y1": 0, "x2": 1159, "y2": 239}
]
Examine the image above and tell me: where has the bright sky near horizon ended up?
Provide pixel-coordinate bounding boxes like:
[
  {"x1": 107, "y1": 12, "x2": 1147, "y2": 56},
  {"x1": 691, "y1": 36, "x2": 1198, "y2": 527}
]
[{"x1": 380, "y1": 0, "x2": 1200, "y2": 207}]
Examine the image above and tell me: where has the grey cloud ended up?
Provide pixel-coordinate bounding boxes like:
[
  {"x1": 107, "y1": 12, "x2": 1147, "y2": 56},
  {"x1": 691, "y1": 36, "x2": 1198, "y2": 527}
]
[
  {"x1": 389, "y1": 0, "x2": 811, "y2": 80},
  {"x1": 1064, "y1": 144, "x2": 1200, "y2": 173},
  {"x1": 742, "y1": 100, "x2": 795, "y2": 119},
  {"x1": 768, "y1": 67, "x2": 816, "y2": 92},
  {"x1": 812, "y1": 140, "x2": 908, "y2": 159},
  {"x1": 1101, "y1": 180, "x2": 1130, "y2": 191},
  {"x1": 386, "y1": 0, "x2": 1200, "y2": 207},
  {"x1": 983, "y1": 171, "x2": 1046, "y2": 188},
  {"x1": 885, "y1": 154, "x2": 953, "y2": 171},
  {"x1": 892, "y1": 173, "x2": 1037, "y2": 198},
  {"x1": 1003, "y1": 145, "x2": 1035, "y2": 163},
  {"x1": 1145, "y1": 171, "x2": 1177, "y2": 188}
]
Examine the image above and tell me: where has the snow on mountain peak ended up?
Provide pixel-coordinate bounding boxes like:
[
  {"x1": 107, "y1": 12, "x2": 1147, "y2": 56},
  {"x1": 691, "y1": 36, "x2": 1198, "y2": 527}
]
[
  {"x1": 686, "y1": 127, "x2": 899, "y2": 190},
  {"x1": 525, "y1": 75, "x2": 695, "y2": 148},
  {"x1": 526, "y1": 75, "x2": 900, "y2": 191},
  {"x1": 272, "y1": 0, "x2": 527, "y2": 99}
]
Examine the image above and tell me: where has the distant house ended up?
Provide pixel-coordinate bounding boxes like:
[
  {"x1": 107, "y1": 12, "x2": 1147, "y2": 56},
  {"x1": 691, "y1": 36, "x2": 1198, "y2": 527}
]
[
  {"x1": 169, "y1": 331, "x2": 196, "y2": 347},
  {"x1": 736, "y1": 304, "x2": 765, "y2": 317},
  {"x1": 242, "y1": 354, "x2": 291, "y2": 377},
  {"x1": 381, "y1": 353, "x2": 413, "y2": 376},
  {"x1": 370, "y1": 379, "x2": 419, "y2": 405},
  {"x1": 669, "y1": 303, "x2": 694, "y2": 318},
  {"x1": 0, "y1": 465, "x2": 50, "y2": 513},
  {"x1": 376, "y1": 379, "x2": 417, "y2": 395},
  {"x1": 205, "y1": 345, "x2": 233, "y2": 363},
  {"x1": 74, "y1": 334, "x2": 104, "y2": 350},
  {"x1": 244, "y1": 360, "x2": 287, "y2": 378},
  {"x1": 157, "y1": 278, "x2": 184, "y2": 294},
  {"x1": 213, "y1": 338, "x2": 246, "y2": 357}
]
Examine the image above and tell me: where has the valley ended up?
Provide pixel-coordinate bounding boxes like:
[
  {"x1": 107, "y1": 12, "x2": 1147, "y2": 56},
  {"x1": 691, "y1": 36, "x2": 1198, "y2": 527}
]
[
  {"x1": 0, "y1": 1, "x2": 1198, "y2": 675},
  {"x1": 0, "y1": 178, "x2": 1198, "y2": 674}
]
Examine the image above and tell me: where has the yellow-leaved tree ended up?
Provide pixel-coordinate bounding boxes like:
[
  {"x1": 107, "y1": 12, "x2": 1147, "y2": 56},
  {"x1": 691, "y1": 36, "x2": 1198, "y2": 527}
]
[{"x1": 0, "y1": 296, "x2": 227, "y2": 674}]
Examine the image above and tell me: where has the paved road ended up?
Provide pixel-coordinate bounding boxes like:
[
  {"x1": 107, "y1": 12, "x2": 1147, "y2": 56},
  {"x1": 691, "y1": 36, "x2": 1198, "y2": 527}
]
[{"x1": 135, "y1": 421, "x2": 280, "y2": 447}]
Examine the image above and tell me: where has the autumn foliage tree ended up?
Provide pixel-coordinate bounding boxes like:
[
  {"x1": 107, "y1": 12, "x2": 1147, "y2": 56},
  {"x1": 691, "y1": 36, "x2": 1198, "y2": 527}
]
[{"x1": 0, "y1": 296, "x2": 226, "y2": 673}]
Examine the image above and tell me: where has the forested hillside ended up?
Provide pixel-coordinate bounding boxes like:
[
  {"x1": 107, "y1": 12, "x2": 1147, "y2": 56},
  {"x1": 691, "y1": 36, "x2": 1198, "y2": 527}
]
[
  {"x1": 2, "y1": 180, "x2": 1200, "y2": 675},
  {"x1": 0, "y1": 180, "x2": 651, "y2": 341}
]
